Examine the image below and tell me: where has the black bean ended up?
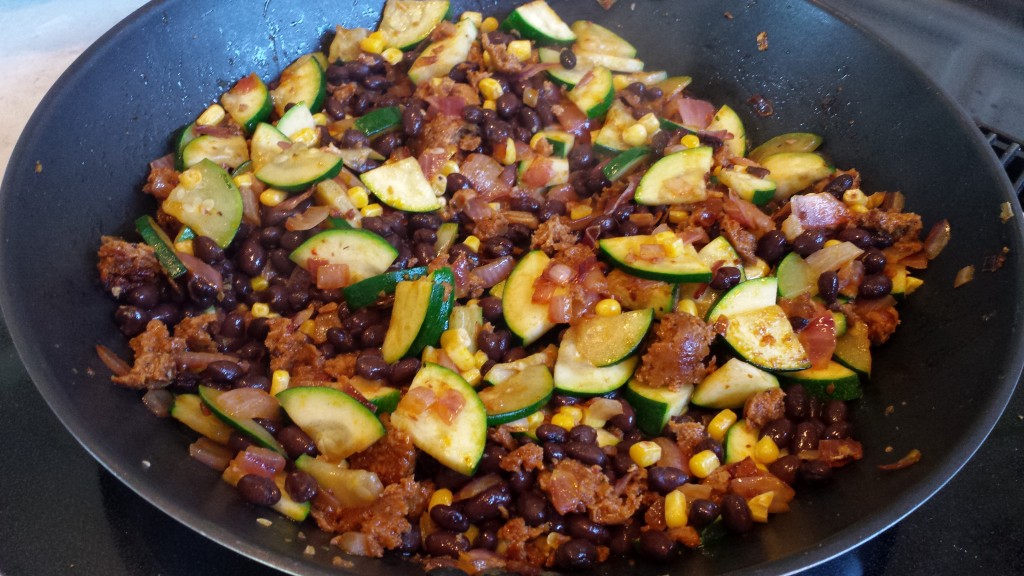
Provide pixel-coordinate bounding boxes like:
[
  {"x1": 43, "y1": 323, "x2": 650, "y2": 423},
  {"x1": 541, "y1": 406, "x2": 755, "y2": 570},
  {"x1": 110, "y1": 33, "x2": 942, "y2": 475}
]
[
  {"x1": 255, "y1": 417, "x2": 282, "y2": 437},
  {"x1": 693, "y1": 437, "x2": 724, "y2": 463},
  {"x1": 356, "y1": 353, "x2": 390, "y2": 380},
  {"x1": 710, "y1": 265, "x2": 742, "y2": 291},
  {"x1": 478, "y1": 444, "x2": 508, "y2": 476},
  {"x1": 462, "y1": 105, "x2": 486, "y2": 125},
  {"x1": 565, "y1": 441, "x2": 606, "y2": 466},
  {"x1": 482, "y1": 236, "x2": 513, "y2": 259},
  {"x1": 517, "y1": 107, "x2": 541, "y2": 134},
  {"x1": 284, "y1": 470, "x2": 318, "y2": 503},
  {"x1": 477, "y1": 329, "x2": 511, "y2": 362},
  {"x1": 624, "y1": 82, "x2": 646, "y2": 99},
  {"x1": 792, "y1": 421, "x2": 821, "y2": 453},
  {"x1": 647, "y1": 466, "x2": 688, "y2": 495},
  {"x1": 266, "y1": 248, "x2": 293, "y2": 275},
  {"x1": 237, "y1": 474, "x2": 281, "y2": 506},
  {"x1": 650, "y1": 130, "x2": 672, "y2": 156},
  {"x1": 360, "y1": 323, "x2": 388, "y2": 348},
  {"x1": 277, "y1": 425, "x2": 318, "y2": 459},
  {"x1": 324, "y1": 327, "x2": 354, "y2": 353},
  {"x1": 424, "y1": 531, "x2": 470, "y2": 559},
  {"x1": 760, "y1": 418, "x2": 794, "y2": 448},
  {"x1": 431, "y1": 504, "x2": 470, "y2": 532},
  {"x1": 248, "y1": 316, "x2": 270, "y2": 340},
  {"x1": 496, "y1": 92, "x2": 521, "y2": 119},
  {"x1": 792, "y1": 230, "x2": 827, "y2": 256},
  {"x1": 609, "y1": 452, "x2": 634, "y2": 476},
  {"x1": 410, "y1": 212, "x2": 442, "y2": 231},
  {"x1": 644, "y1": 86, "x2": 664, "y2": 101},
  {"x1": 544, "y1": 442, "x2": 566, "y2": 464},
  {"x1": 362, "y1": 74, "x2": 389, "y2": 91},
  {"x1": 555, "y1": 538, "x2": 597, "y2": 571},
  {"x1": 462, "y1": 484, "x2": 511, "y2": 523},
  {"x1": 556, "y1": 48, "x2": 577, "y2": 69},
  {"x1": 125, "y1": 284, "x2": 160, "y2": 310},
  {"x1": 389, "y1": 357, "x2": 421, "y2": 385},
  {"x1": 756, "y1": 230, "x2": 788, "y2": 263},
  {"x1": 518, "y1": 491, "x2": 549, "y2": 526},
  {"x1": 236, "y1": 374, "x2": 270, "y2": 392},
  {"x1": 720, "y1": 493, "x2": 754, "y2": 533},
  {"x1": 394, "y1": 525, "x2": 421, "y2": 555},
  {"x1": 193, "y1": 236, "x2": 225, "y2": 264},
  {"x1": 509, "y1": 468, "x2": 535, "y2": 494},
  {"x1": 688, "y1": 498, "x2": 720, "y2": 528},
  {"x1": 219, "y1": 311, "x2": 245, "y2": 338},
  {"x1": 823, "y1": 421, "x2": 853, "y2": 439},
  {"x1": 872, "y1": 230, "x2": 895, "y2": 249},
  {"x1": 227, "y1": 431, "x2": 253, "y2": 453},
  {"x1": 818, "y1": 271, "x2": 840, "y2": 303},
  {"x1": 263, "y1": 284, "x2": 289, "y2": 313},
  {"x1": 502, "y1": 347, "x2": 527, "y2": 363},
  {"x1": 186, "y1": 275, "x2": 217, "y2": 308},
  {"x1": 785, "y1": 384, "x2": 809, "y2": 420},
  {"x1": 479, "y1": 296, "x2": 503, "y2": 322},
  {"x1": 769, "y1": 454, "x2": 802, "y2": 485},
  {"x1": 566, "y1": 514, "x2": 609, "y2": 544},
  {"x1": 609, "y1": 522, "x2": 640, "y2": 556},
  {"x1": 638, "y1": 530, "x2": 676, "y2": 563},
  {"x1": 607, "y1": 400, "x2": 636, "y2": 432},
  {"x1": 823, "y1": 399, "x2": 848, "y2": 424},
  {"x1": 236, "y1": 240, "x2": 267, "y2": 276},
  {"x1": 149, "y1": 303, "x2": 181, "y2": 326},
  {"x1": 412, "y1": 228, "x2": 437, "y2": 246},
  {"x1": 202, "y1": 360, "x2": 242, "y2": 383},
  {"x1": 823, "y1": 173, "x2": 854, "y2": 197},
  {"x1": 483, "y1": 119, "x2": 511, "y2": 144},
  {"x1": 858, "y1": 273, "x2": 892, "y2": 299},
  {"x1": 800, "y1": 459, "x2": 834, "y2": 484},
  {"x1": 538, "y1": 198, "x2": 567, "y2": 221},
  {"x1": 445, "y1": 172, "x2": 472, "y2": 194},
  {"x1": 808, "y1": 395, "x2": 825, "y2": 421},
  {"x1": 340, "y1": 128, "x2": 370, "y2": 149},
  {"x1": 326, "y1": 96, "x2": 346, "y2": 120},
  {"x1": 862, "y1": 248, "x2": 887, "y2": 274},
  {"x1": 434, "y1": 466, "x2": 471, "y2": 491},
  {"x1": 373, "y1": 131, "x2": 403, "y2": 158},
  {"x1": 568, "y1": 425, "x2": 597, "y2": 445},
  {"x1": 837, "y1": 227, "x2": 874, "y2": 249},
  {"x1": 536, "y1": 423, "x2": 568, "y2": 444},
  {"x1": 790, "y1": 316, "x2": 810, "y2": 332}
]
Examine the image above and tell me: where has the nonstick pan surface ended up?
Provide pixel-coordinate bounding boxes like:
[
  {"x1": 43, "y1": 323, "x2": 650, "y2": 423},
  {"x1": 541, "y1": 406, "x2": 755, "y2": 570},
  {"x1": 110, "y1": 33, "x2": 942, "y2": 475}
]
[{"x1": 1, "y1": 1, "x2": 1021, "y2": 574}]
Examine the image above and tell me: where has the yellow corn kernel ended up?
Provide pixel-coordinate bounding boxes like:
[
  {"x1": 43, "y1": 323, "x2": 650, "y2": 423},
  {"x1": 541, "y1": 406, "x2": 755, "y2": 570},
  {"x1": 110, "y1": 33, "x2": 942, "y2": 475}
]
[
  {"x1": 507, "y1": 39, "x2": 532, "y2": 62},
  {"x1": 664, "y1": 489, "x2": 688, "y2": 528},
  {"x1": 526, "y1": 411, "x2": 545, "y2": 429},
  {"x1": 570, "y1": 204, "x2": 593, "y2": 220},
  {"x1": 681, "y1": 134, "x2": 702, "y2": 148},
  {"x1": 173, "y1": 239, "x2": 194, "y2": 255},
  {"x1": 522, "y1": 87, "x2": 539, "y2": 108},
  {"x1": 421, "y1": 345, "x2": 441, "y2": 364},
  {"x1": 251, "y1": 302, "x2": 272, "y2": 318},
  {"x1": 905, "y1": 276, "x2": 924, "y2": 295},
  {"x1": 550, "y1": 412, "x2": 576, "y2": 431},
  {"x1": 381, "y1": 47, "x2": 404, "y2": 66},
  {"x1": 429, "y1": 488, "x2": 454, "y2": 510},
  {"x1": 462, "y1": 367, "x2": 483, "y2": 386},
  {"x1": 179, "y1": 168, "x2": 203, "y2": 189},
  {"x1": 482, "y1": 50, "x2": 493, "y2": 68},
  {"x1": 708, "y1": 409, "x2": 738, "y2": 442},
  {"x1": 260, "y1": 189, "x2": 288, "y2": 207},
  {"x1": 345, "y1": 186, "x2": 369, "y2": 209},
  {"x1": 479, "y1": 78, "x2": 504, "y2": 101},
  {"x1": 270, "y1": 369, "x2": 291, "y2": 395},
  {"x1": 629, "y1": 440, "x2": 663, "y2": 468},
  {"x1": 233, "y1": 173, "x2": 254, "y2": 188},
  {"x1": 196, "y1": 103, "x2": 226, "y2": 126},
  {"x1": 596, "y1": 428, "x2": 621, "y2": 448},
  {"x1": 488, "y1": 202, "x2": 501, "y2": 211},
  {"x1": 754, "y1": 435, "x2": 780, "y2": 465},
  {"x1": 613, "y1": 75, "x2": 631, "y2": 91},
  {"x1": 849, "y1": 203, "x2": 869, "y2": 214},
  {"x1": 654, "y1": 230, "x2": 677, "y2": 244},
  {"x1": 595, "y1": 298, "x2": 622, "y2": 317},
  {"x1": 299, "y1": 319, "x2": 317, "y2": 338},
  {"x1": 463, "y1": 235, "x2": 481, "y2": 253},
  {"x1": 622, "y1": 123, "x2": 648, "y2": 147},
  {"x1": 460, "y1": 11, "x2": 483, "y2": 26},
  {"x1": 480, "y1": 16, "x2": 499, "y2": 33},
  {"x1": 559, "y1": 405, "x2": 584, "y2": 424},
  {"x1": 250, "y1": 276, "x2": 269, "y2": 292},
  {"x1": 747, "y1": 492, "x2": 775, "y2": 523},
  {"x1": 440, "y1": 160, "x2": 460, "y2": 177},
  {"x1": 668, "y1": 208, "x2": 690, "y2": 224},
  {"x1": 689, "y1": 449, "x2": 721, "y2": 479},
  {"x1": 291, "y1": 127, "x2": 319, "y2": 146},
  {"x1": 441, "y1": 328, "x2": 473, "y2": 351},
  {"x1": 430, "y1": 173, "x2": 448, "y2": 196},
  {"x1": 311, "y1": 112, "x2": 330, "y2": 126},
  {"x1": 676, "y1": 298, "x2": 698, "y2": 317},
  {"x1": 638, "y1": 113, "x2": 660, "y2": 136},
  {"x1": 497, "y1": 137, "x2": 517, "y2": 165},
  {"x1": 464, "y1": 524, "x2": 480, "y2": 543},
  {"x1": 843, "y1": 188, "x2": 868, "y2": 206},
  {"x1": 361, "y1": 203, "x2": 383, "y2": 217},
  {"x1": 473, "y1": 349, "x2": 489, "y2": 369},
  {"x1": 359, "y1": 31, "x2": 386, "y2": 54},
  {"x1": 823, "y1": 239, "x2": 842, "y2": 248},
  {"x1": 482, "y1": 98, "x2": 497, "y2": 111}
]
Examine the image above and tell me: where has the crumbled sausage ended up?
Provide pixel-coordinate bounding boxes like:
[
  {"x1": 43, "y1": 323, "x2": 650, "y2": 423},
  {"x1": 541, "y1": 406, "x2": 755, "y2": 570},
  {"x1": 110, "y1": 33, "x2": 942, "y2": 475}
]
[
  {"x1": 636, "y1": 312, "x2": 715, "y2": 390},
  {"x1": 97, "y1": 236, "x2": 163, "y2": 298}
]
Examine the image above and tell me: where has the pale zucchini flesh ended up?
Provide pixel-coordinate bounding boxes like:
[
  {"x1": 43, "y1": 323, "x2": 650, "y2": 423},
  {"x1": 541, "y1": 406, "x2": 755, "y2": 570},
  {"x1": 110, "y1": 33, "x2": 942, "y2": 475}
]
[
  {"x1": 634, "y1": 146, "x2": 713, "y2": 205},
  {"x1": 360, "y1": 156, "x2": 443, "y2": 212},
  {"x1": 692, "y1": 357, "x2": 780, "y2": 409}
]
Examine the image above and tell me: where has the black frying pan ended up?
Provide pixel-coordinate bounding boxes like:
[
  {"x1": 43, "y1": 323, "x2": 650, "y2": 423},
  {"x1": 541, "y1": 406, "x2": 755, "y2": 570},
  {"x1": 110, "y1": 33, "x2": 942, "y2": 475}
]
[{"x1": 1, "y1": 0, "x2": 1021, "y2": 574}]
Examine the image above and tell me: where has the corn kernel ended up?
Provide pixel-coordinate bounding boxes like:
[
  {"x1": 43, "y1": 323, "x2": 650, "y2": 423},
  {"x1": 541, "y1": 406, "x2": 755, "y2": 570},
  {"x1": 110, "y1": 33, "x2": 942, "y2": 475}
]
[
  {"x1": 345, "y1": 186, "x2": 369, "y2": 209},
  {"x1": 251, "y1": 302, "x2": 272, "y2": 318},
  {"x1": 431, "y1": 173, "x2": 448, "y2": 196},
  {"x1": 676, "y1": 298, "x2": 698, "y2": 317},
  {"x1": 179, "y1": 168, "x2": 203, "y2": 188},
  {"x1": 638, "y1": 113, "x2": 660, "y2": 135},
  {"x1": 441, "y1": 328, "x2": 473, "y2": 351},
  {"x1": 526, "y1": 411, "x2": 545, "y2": 428},
  {"x1": 629, "y1": 440, "x2": 663, "y2": 468},
  {"x1": 654, "y1": 230, "x2": 676, "y2": 244},
  {"x1": 250, "y1": 276, "x2": 269, "y2": 292},
  {"x1": 681, "y1": 134, "x2": 702, "y2": 148},
  {"x1": 522, "y1": 87, "x2": 539, "y2": 108},
  {"x1": 559, "y1": 405, "x2": 584, "y2": 424},
  {"x1": 270, "y1": 369, "x2": 291, "y2": 395},
  {"x1": 664, "y1": 238, "x2": 685, "y2": 258},
  {"x1": 849, "y1": 204, "x2": 869, "y2": 214},
  {"x1": 260, "y1": 189, "x2": 288, "y2": 207},
  {"x1": 299, "y1": 319, "x2": 317, "y2": 338},
  {"x1": 708, "y1": 409, "x2": 738, "y2": 442},
  {"x1": 430, "y1": 488, "x2": 454, "y2": 510},
  {"x1": 689, "y1": 449, "x2": 721, "y2": 479},
  {"x1": 482, "y1": 50, "x2": 493, "y2": 68},
  {"x1": 668, "y1": 208, "x2": 690, "y2": 224},
  {"x1": 754, "y1": 435, "x2": 780, "y2": 464},
  {"x1": 460, "y1": 11, "x2": 483, "y2": 26},
  {"x1": 421, "y1": 345, "x2": 441, "y2": 364},
  {"x1": 622, "y1": 123, "x2": 648, "y2": 147},
  {"x1": 291, "y1": 127, "x2": 319, "y2": 146},
  {"x1": 613, "y1": 75, "x2": 631, "y2": 91},
  {"x1": 359, "y1": 31, "x2": 386, "y2": 54},
  {"x1": 595, "y1": 298, "x2": 622, "y2": 317},
  {"x1": 472, "y1": 350, "x2": 489, "y2": 370},
  {"x1": 233, "y1": 173, "x2": 254, "y2": 188},
  {"x1": 196, "y1": 103, "x2": 226, "y2": 126},
  {"x1": 173, "y1": 239, "x2": 194, "y2": 255},
  {"x1": 464, "y1": 524, "x2": 480, "y2": 543},
  {"x1": 361, "y1": 203, "x2": 383, "y2": 217},
  {"x1": 823, "y1": 239, "x2": 842, "y2": 248},
  {"x1": 480, "y1": 16, "x2": 499, "y2": 33},
  {"x1": 550, "y1": 412, "x2": 576, "y2": 431},
  {"x1": 381, "y1": 47, "x2": 404, "y2": 66},
  {"x1": 463, "y1": 235, "x2": 481, "y2": 253},
  {"x1": 748, "y1": 492, "x2": 774, "y2": 523},
  {"x1": 479, "y1": 77, "x2": 504, "y2": 101},
  {"x1": 440, "y1": 160, "x2": 460, "y2": 177},
  {"x1": 482, "y1": 98, "x2": 497, "y2": 111},
  {"x1": 843, "y1": 188, "x2": 868, "y2": 206},
  {"x1": 497, "y1": 137, "x2": 517, "y2": 165},
  {"x1": 570, "y1": 204, "x2": 593, "y2": 220},
  {"x1": 664, "y1": 489, "x2": 688, "y2": 528},
  {"x1": 905, "y1": 276, "x2": 924, "y2": 295},
  {"x1": 311, "y1": 112, "x2": 329, "y2": 126},
  {"x1": 507, "y1": 39, "x2": 532, "y2": 62}
]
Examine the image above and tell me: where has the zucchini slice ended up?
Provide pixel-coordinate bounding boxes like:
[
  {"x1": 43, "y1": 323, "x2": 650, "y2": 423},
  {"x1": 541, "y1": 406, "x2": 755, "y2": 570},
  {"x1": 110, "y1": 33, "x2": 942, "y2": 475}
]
[
  {"x1": 409, "y1": 19, "x2": 477, "y2": 85},
  {"x1": 781, "y1": 361, "x2": 862, "y2": 400},
  {"x1": 574, "y1": 51, "x2": 645, "y2": 73},
  {"x1": 706, "y1": 104, "x2": 746, "y2": 158},
  {"x1": 552, "y1": 326, "x2": 639, "y2": 396},
  {"x1": 535, "y1": 130, "x2": 575, "y2": 158},
  {"x1": 254, "y1": 145, "x2": 343, "y2": 193},
  {"x1": 602, "y1": 146, "x2": 650, "y2": 182},
  {"x1": 517, "y1": 156, "x2": 570, "y2": 189},
  {"x1": 170, "y1": 393, "x2": 233, "y2": 445},
  {"x1": 198, "y1": 386, "x2": 286, "y2": 455},
  {"x1": 593, "y1": 100, "x2": 635, "y2": 154},
  {"x1": 328, "y1": 26, "x2": 370, "y2": 64},
  {"x1": 342, "y1": 266, "x2": 429, "y2": 309},
  {"x1": 833, "y1": 320, "x2": 872, "y2": 379},
  {"x1": 574, "y1": 308, "x2": 653, "y2": 367},
  {"x1": 502, "y1": 0, "x2": 576, "y2": 45},
  {"x1": 747, "y1": 132, "x2": 823, "y2": 163},
  {"x1": 692, "y1": 357, "x2": 780, "y2": 409},
  {"x1": 276, "y1": 386, "x2": 386, "y2": 460},
  {"x1": 697, "y1": 236, "x2": 745, "y2": 279},
  {"x1": 706, "y1": 277, "x2": 778, "y2": 323},
  {"x1": 181, "y1": 134, "x2": 249, "y2": 170},
  {"x1": 249, "y1": 122, "x2": 291, "y2": 171},
  {"x1": 294, "y1": 455, "x2": 383, "y2": 507},
  {"x1": 761, "y1": 152, "x2": 835, "y2": 200},
  {"x1": 220, "y1": 73, "x2": 272, "y2": 134},
  {"x1": 135, "y1": 215, "x2": 187, "y2": 278},
  {"x1": 538, "y1": 47, "x2": 589, "y2": 88},
  {"x1": 381, "y1": 267, "x2": 455, "y2": 363},
  {"x1": 275, "y1": 103, "x2": 317, "y2": 140},
  {"x1": 347, "y1": 377, "x2": 402, "y2": 414},
  {"x1": 567, "y1": 66, "x2": 615, "y2": 119},
  {"x1": 478, "y1": 364, "x2": 554, "y2": 426},
  {"x1": 354, "y1": 106, "x2": 403, "y2": 139},
  {"x1": 605, "y1": 269, "x2": 677, "y2": 316},
  {"x1": 175, "y1": 123, "x2": 200, "y2": 170},
  {"x1": 599, "y1": 234, "x2": 711, "y2": 283},
  {"x1": 571, "y1": 20, "x2": 636, "y2": 57},
  {"x1": 776, "y1": 252, "x2": 818, "y2": 298},
  {"x1": 360, "y1": 156, "x2": 443, "y2": 212},
  {"x1": 270, "y1": 53, "x2": 327, "y2": 116},
  {"x1": 161, "y1": 159, "x2": 243, "y2": 248},
  {"x1": 391, "y1": 363, "x2": 488, "y2": 476},
  {"x1": 503, "y1": 250, "x2": 562, "y2": 345},
  {"x1": 724, "y1": 419, "x2": 759, "y2": 464},
  {"x1": 717, "y1": 165, "x2": 776, "y2": 206},
  {"x1": 289, "y1": 228, "x2": 398, "y2": 282},
  {"x1": 634, "y1": 146, "x2": 713, "y2": 205},
  {"x1": 722, "y1": 305, "x2": 811, "y2": 372},
  {"x1": 622, "y1": 379, "x2": 693, "y2": 436},
  {"x1": 378, "y1": 0, "x2": 451, "y2": 50}
]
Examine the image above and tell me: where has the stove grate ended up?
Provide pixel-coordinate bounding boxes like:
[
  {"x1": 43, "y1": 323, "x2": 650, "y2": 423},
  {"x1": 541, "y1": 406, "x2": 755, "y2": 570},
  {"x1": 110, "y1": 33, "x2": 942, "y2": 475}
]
[{"x1": 980, "y1": 125, "x2": 1024, "y2": 200}]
